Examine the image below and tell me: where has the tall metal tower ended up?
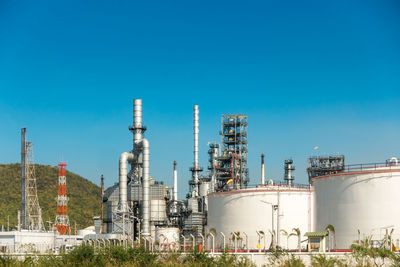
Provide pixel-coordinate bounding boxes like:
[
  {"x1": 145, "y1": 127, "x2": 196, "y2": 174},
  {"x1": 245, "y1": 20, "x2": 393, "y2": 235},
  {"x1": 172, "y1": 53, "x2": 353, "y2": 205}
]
[
  {"x1": 215, "y1": 114, "x2": 249, "y2": 191},
  {"x1": 54, "y1": 162, "x2": 71, "y2": 235},
  {"x1": 21, "y1": 128, "x2": 44, "y2": 231},
  {"x1": 189, "y1": 105, "x2": 203, "y2": 196},
  {"x1": 21, "y1": 128, "x2": 27, "y2": 228}
]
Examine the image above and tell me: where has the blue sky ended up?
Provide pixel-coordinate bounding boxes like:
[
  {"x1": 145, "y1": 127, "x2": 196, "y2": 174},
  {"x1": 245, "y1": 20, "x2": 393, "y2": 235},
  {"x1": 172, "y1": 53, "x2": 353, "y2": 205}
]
[{"x1": 0, "y1": 0, "x2": 399, "y2": 199}]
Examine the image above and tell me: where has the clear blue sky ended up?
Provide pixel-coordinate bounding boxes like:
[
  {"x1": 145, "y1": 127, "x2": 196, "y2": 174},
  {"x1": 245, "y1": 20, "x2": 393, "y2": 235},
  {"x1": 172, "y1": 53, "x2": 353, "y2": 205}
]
[{"x1": 0, "y1": 0, "x2": 399, "y2": 199}]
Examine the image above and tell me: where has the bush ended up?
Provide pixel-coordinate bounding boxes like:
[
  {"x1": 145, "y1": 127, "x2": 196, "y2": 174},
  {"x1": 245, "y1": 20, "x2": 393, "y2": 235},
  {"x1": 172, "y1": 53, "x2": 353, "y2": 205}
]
[{"x1": 311, "y1": 254, "x2": 343, "y2": 267}]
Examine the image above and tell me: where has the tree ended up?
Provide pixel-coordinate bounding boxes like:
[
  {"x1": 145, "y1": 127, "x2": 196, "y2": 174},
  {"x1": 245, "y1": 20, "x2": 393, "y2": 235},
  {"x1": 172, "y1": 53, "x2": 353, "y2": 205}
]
[
  {"x1": 292, "y1": 228, "x2": 301, "y2": 252},
  {"x1": 325, "y1": 224, "x2": 336, "y2": 250},
  {"x1": 269, "y1": 229, "x2": 276, "y2": 249},
  {"x1": 280, "y1": 229, "x2": 289, "y2": 250}
]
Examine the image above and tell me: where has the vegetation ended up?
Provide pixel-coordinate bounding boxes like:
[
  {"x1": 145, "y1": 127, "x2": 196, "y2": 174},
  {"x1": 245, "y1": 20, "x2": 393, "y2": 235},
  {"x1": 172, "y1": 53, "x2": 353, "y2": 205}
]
[
  {"x1": 3, "y1": 244, "x2": 400, "y2": 267},
  {"x1": 0, "y1": 245, "x2": 256, "y2": 267},
  {"x1": 0, "y1": 163, "x2": 101, "y2": 230},
  {"x1": 267, "y1": 248, "x2": 305, "y2": 267}
]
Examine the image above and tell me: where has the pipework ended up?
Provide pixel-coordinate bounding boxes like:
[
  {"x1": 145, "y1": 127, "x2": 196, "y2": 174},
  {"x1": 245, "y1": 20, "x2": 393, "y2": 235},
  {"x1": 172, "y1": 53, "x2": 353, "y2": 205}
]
[{"x1": 119, "y1": 152, "x2": 135, "y2": 212}]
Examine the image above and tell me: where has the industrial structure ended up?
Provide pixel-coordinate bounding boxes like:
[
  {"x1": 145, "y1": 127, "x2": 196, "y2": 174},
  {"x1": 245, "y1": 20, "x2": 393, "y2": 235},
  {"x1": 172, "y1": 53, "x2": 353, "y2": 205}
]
[
  {"x1": 20, "y1": 128, "x2": 44, "y2": 231},
  {"x1": 213, "y1": 114, "x2": 249, "y2": 191},
  {"x1": 2, "y1": 99, "x2": 400, "y2": 258},
  {"x1": 100, "y1": 99, "x2": 400, "y2": 252},
  {"x1": 54, "y1": 162, "x2": 71, "y2": 235}
]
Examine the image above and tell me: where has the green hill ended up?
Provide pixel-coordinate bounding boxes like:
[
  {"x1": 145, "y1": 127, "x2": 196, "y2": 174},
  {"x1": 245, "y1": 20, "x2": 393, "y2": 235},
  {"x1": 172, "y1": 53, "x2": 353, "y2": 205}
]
[{"x1": 0, "y1": 163, "x2": 101, "y2": 232}]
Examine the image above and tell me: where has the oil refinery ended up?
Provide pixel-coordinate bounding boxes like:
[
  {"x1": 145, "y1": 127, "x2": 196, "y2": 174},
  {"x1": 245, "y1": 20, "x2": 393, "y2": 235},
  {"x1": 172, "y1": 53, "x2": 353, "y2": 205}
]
[
  {"x1": 0, "y1": 98, "x2": 399, "y2": 259},
  {"x1": 99, "y1": 99, "x2": 400, "y2": 252}
]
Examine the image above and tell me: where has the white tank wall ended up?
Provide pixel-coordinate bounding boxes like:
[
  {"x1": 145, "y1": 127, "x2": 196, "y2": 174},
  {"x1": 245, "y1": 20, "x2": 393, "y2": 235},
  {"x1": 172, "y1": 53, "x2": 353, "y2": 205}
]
[
  {"x1": 313, "y1": 166, "x2": 400, "y2": 249},
  {"x1": 207, "y1": 187, "x2": 312, "y2": 250},
  {"x1": 155, "y1": 227, "x2": 180, "y2": 244}
]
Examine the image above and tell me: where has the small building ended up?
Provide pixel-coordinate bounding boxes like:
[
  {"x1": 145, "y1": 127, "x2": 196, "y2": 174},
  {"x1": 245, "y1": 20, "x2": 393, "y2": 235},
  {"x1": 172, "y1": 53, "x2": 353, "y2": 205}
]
[
  {"x1": 0, "y1": 230, "x2": 83, "y2": 253},
  {"x1": 305, "y1": 232, "x2": 328, "y2": 252}
]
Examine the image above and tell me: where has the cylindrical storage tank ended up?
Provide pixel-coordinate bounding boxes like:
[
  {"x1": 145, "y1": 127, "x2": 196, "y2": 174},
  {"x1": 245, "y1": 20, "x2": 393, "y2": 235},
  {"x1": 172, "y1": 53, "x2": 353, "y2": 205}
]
[
  {"x1": 313, "y1": 165, "x2": 400, "y2": 249},
  {"x1": 150, "y1": 200, "x2": 167, "y2": 222},
  {"x1": 155, "y1": 227, "x2": 180, "y2": 244},
  {"x1": 207, "y1": 186, "x2": 312, "y2": 251},
  {"x1": 199, "y1": 182, "x2": 210, "y2": 197}
]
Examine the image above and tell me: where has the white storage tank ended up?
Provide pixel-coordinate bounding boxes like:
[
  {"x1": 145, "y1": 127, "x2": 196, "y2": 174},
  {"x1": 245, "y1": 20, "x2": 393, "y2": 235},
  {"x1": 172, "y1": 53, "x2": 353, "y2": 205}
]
[
  {"x1": 312, "y1": 162, "x2": 400, "y2": 249},
  {"x1": 207, "y1": 185, "x2": 312, "y2": 250}
]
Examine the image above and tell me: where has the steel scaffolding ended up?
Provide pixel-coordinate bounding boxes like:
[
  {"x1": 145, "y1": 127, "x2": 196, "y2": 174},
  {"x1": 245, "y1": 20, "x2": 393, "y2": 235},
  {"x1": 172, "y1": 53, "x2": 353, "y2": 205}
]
[
  {"x1": 54, "y1": 162, "x2": 71, "y2": 235},
  {"x1": 215, "y1": 114, "x2": 249, "y2": 191}
]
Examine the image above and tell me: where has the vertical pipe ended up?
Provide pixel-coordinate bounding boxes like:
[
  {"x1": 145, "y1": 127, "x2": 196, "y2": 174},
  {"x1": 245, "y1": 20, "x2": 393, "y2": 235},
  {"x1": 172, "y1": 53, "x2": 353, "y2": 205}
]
[
  {"x1": 277, "y1": 191, "x2": 281, "y2": 248},
  {"x1": 209, "y1": 145, "x2": 218, "y2": 193},
  {"x1": 271, "y1": 206, "x2": 275, "y2": 249},
  {"x1": 21, "y1": 128, "x2": 26, "y2": 229},
  {"x1": 193, "y1": 105, "x2": 199, "y2": 189},
  {"x1": 133, "y1": 99, "x2": 143, "y2": 145},
  {"x1": 119, "y1": 152, "x2": 134, "y2": 212},
  {"x1": 141, "y1": 138, "x2": 150, "y2": 237},
  {"x1": 173, "y1": 161, "x2": 178, "y2": 201},
  {"x1": 261, "y1": 154, "x2": 265, "y2": 185}
]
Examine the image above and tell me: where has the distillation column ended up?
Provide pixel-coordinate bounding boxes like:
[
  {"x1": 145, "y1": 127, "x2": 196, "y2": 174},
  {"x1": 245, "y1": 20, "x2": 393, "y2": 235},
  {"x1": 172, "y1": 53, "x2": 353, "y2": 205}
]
[{"x1": 173, "y1": 161, "x2": 178, "y2": 201}]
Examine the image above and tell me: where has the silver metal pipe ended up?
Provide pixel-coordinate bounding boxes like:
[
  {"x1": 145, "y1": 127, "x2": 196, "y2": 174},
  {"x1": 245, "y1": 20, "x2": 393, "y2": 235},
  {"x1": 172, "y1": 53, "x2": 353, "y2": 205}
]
[
  {"x1": 141, "y1": 138, "x2": 150, "y2": 237},
  {"x1": 261, "y1": 154, "x2": 265, "y2": 185},
  {"x1": 119, "y1": 152, "x2": 135, "y2": 212},
  {"x1": 209, "y1": 144, "x2": 218, "y2": 193},
  {"x1": 193, "y1": 105, "x2": 199, "y2": 192},
  {"x1": 133, "y1": 99, "x2": 143, "y2": 145},
  {"x1": 173, "y1": 161, "x2": 178, "y2": 201}
]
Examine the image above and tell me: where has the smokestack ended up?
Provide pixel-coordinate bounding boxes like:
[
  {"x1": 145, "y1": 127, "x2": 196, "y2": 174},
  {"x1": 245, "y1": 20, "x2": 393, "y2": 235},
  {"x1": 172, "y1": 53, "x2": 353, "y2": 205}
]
[
  {"x1": 173, "y1": 161, "x2": 178, "y2": 201},
  {"x1": 141, "y1": 138, "x2": 150, "y2": 237},
  {"x1": 193, "y1": 105, "x2": 199, "y2": 194},
  {"x1": 261, "y1": 154, "x2": 265, "y2": 185},
  {"x1": 133, "y1": 99, "x2": 143, "y2": 145},
  {"x1": 21, "y1": 128, "x2": 26, "y2": 229}
]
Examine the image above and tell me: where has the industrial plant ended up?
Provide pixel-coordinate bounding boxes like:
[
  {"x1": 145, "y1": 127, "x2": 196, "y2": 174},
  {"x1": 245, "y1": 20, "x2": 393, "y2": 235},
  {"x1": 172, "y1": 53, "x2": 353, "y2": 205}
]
[{"x1": 0, "y1": 98, "x2": 399, "y2": 260}]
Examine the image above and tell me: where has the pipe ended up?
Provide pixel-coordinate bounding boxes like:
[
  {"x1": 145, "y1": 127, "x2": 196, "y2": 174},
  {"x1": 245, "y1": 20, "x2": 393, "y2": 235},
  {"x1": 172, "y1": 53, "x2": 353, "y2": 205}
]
[
  {"x1": 261, "y1": 154, "x2": 265, "y2": 185},
  {"x1": 119, "y1": 152, "x2": 135, "y2": 212},
  {"x1": 141, "y1": 138, "x2": 150, "y2": 237},
  {"x1": 193, "y1": 105, "x2": 199, "y2": 192},
  {"x1": 209, "y1": 144, "x2": 218, "y2": 193},
  {"x1": 133, "y1": 99, "x2": 143, "y2": 145},
  {"x1": 173, "y1": 161, "x2": 178, "y2": 201}
]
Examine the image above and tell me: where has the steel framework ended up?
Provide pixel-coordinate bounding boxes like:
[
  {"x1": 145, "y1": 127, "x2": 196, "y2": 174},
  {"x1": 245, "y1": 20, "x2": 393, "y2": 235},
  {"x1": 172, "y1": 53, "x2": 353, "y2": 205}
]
[
  {"x1": 54, "y1": 162, "x2": 71, "y2": 235},
  {"x1": 215, "y1": 114, "x2": 248, "y2": 191},
  {"x1": 25, "y1": 141, "x2": 44, "y2": 231}
]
